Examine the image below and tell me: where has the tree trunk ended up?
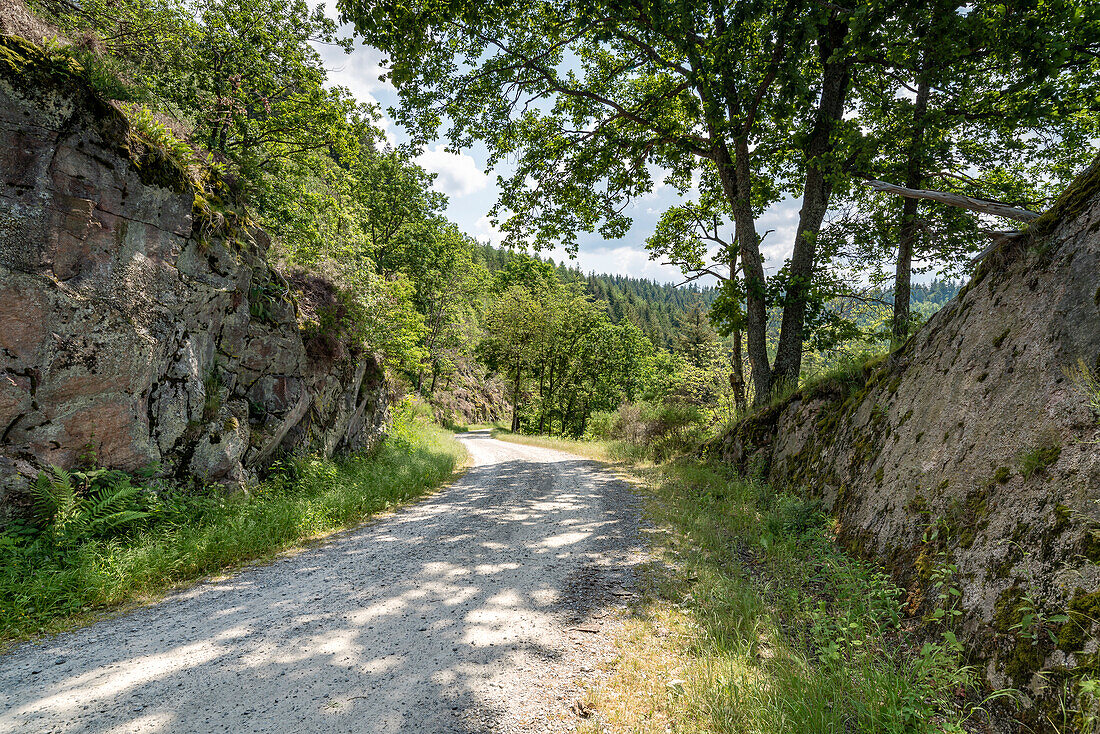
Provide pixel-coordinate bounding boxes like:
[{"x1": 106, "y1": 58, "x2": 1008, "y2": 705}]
[
  {"x1": 537, "y1": 366, "x2": 547, "y2": 434},
  {"x1": 714, "y1": 138, "x2": 772, "y2": 403},
  {"x1": 731, "y1": 327, "x2": 746, "y2": 414},
  {"x1": 772, "y1": 16, "x2": 852, "y2": 387},
  {"x1": 510, "y1": 357, "x2": 522, "y2": 433},
  {"x1": 893, "y1": 57, "x2": 931, "y2": 344}
]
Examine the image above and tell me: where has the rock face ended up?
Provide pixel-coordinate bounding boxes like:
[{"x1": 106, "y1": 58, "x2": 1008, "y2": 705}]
[
  {"x1": 714, "y1": 157, "x2": 1100, "y2": 725},
  {"x1": 0, "y1": 36, "x2": 389, "y2": 516}
]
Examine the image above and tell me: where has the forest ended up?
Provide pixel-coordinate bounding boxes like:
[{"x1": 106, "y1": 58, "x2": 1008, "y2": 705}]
[
  {"x1": 6, "y1": 0, "x2": 997, "y2": 445},
  {"x1": 2, "y1": 0, "x2": 1099, "y2": 731}
]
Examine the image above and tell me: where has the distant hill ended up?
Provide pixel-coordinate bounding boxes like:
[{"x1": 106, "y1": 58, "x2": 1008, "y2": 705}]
[
  {"x1": 474, "y1": 244, "x2": 718, "y2": 348},
  {"x1": 474, "y1": 244, "x2": 961, "y2": 350}
]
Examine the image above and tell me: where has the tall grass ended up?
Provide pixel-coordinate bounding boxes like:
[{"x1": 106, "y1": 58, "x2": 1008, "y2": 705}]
[
  {"x1": 0, "y1": 414, "x2": 464, "y2": 644},
  {"x1": 601, "y1": 459, "x2": 995, "y2": 734}
]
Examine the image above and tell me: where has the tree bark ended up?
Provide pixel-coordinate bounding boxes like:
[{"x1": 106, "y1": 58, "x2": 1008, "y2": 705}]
[
  {"x1": 772, "y1": 16, "x2": 852, "y2": 387},
  {"x1": 510, "y1": 357, "x2": 522, "y2": 433},
  {"x1": 893, "y1": 71, "x2": 931, "y2": 344},
  {"x1": 731, "y1": 328, "x2": 746, "y2": 414},
  {"x1": 713, "y1": 138, "x2": 772, "y2": 403}
]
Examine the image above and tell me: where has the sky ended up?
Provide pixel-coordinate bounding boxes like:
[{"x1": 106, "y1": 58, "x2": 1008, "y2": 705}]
[{"x1": 309, "y1": 8, "x2": 804, "y2": 286}]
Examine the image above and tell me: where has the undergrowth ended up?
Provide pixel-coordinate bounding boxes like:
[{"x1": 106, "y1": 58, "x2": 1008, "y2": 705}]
[
  {"x1": 0, "y1": 406, "x2": 464, "y2": 645},
  {"x1": 591, "y1": 458, "x2": 1007, "y2": 733}
]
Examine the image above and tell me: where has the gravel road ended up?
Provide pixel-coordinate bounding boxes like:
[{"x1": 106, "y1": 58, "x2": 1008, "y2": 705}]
[{"x1": 0, "y1": 431, "x2": 646, "y2": 733}]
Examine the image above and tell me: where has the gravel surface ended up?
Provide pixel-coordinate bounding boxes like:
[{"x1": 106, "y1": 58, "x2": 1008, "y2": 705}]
[{"x1": 0, "y1": 431, "x2": 647, "y2": 733}]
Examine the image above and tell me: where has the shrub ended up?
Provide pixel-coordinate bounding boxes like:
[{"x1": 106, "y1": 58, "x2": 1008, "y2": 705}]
[
  {"x1": 31, "y1": 466, "x2": 151, "y2": 549},
  {"x1": 582, "y1": 411, "x2": 615, "y2": 441}
]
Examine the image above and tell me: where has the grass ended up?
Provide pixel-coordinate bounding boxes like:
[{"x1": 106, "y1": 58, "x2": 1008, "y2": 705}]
[
  {"x1": 492, "y1": 431, "x2": 1003, "y2": 733},
  {"x1": 0, "y1": 413, "x2": 465, "y2": 646},
  {"x1": 488, "y1": 428, "x2": 641, "y2": 463}
]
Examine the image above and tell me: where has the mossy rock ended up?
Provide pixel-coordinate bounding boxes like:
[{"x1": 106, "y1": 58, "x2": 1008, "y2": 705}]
[
  {"x1": 1059, "y1": 589, "x2": 1100, "y2": 652},
  {"x1": 1028, "y1": 153, "x2": 1100, "y2": 242}
]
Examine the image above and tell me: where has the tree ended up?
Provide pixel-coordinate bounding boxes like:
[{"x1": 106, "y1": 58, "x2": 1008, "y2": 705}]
[
  {"x1": 674, "y1": 302, "x2": 720, "y2": 371},
  {"x1": 848, "y1": 0, "x2": 1100, "y2": 342},
  {"x1": 341, "y1": 0, "x2": 885, "y2": 403},
  {"x1": 480, "y1": 285, "x2": 546, "y2": 432}
]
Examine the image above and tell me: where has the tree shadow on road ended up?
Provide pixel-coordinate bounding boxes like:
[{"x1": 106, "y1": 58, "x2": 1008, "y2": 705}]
[{"x1": 0, "y1": 433, "x2": 648, "y2": 733}]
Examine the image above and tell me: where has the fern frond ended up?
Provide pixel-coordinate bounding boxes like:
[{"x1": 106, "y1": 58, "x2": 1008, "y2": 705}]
[
  {"x1": 31, "y1": 466, "x2": 76, "y2": 526},
  {"x1": 83, "y1": 482, "x2": 149, "y2": 536}
]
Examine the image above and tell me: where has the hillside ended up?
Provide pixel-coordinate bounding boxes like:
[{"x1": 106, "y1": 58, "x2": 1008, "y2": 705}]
[
  {"x1": 714, "y1": 156, "x2": 1100, "y2": 727},
  {"x1": 476, "y1": 244, "x2": 961, "y2": 352}
]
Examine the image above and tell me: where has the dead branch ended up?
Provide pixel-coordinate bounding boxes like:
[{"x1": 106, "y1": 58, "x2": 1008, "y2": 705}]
[{"x1": 862, "y1": 180, "x2": 1040, "y2": 222}]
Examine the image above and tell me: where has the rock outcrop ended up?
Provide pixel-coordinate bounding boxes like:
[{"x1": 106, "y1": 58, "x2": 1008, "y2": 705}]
[
  {"x1": 0, "y1": 36, "x2": 389, "y2": 517},
  {"x1": 714, "y1": 156, "x2": 1100, "y2": 726}
]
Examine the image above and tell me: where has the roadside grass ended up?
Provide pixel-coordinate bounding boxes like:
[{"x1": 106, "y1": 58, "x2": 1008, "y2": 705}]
[
  {"x1": 0, "y1": 412, "x2": 465, "y2": 646},
  {"x1": 492, "y1": 431, "x2": 999, "y2": 733},
  {"x1": 489, "y1": 428, "x2": 645, "y2": 464}
]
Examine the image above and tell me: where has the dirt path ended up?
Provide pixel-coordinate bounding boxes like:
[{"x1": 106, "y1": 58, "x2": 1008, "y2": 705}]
[{"x1": 0, "y1": 431, "x2": 646, "y2": 733}]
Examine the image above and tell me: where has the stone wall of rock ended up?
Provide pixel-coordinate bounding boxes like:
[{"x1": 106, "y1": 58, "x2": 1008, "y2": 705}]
[
  {"x1": 713, "y1": 157, "x2": 1100, "y2": 726},
  {"x1": 0, "y1": 36, "x2": 389, "y2": 516}
]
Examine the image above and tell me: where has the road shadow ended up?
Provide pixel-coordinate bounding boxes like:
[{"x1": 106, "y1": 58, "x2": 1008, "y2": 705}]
[{"x1": 0, "y1": 435, "x2": 648, "y2": 733}]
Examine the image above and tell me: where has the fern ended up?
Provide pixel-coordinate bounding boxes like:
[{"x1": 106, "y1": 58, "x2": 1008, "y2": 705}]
[
  {"x1": 31, "y1": 466, "x2": 151, "y2": 547},
  {"x1": 32, "y1": 466, "x2": 78, "y2": 530}
]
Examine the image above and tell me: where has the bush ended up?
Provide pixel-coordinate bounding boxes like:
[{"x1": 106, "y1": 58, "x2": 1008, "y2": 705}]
[
  {"x1": 604, "y1": 400, "x2": 708, "y2": 461},
  {"x1": 582, "y1": 411, "x2": 615, "y2": 441}
]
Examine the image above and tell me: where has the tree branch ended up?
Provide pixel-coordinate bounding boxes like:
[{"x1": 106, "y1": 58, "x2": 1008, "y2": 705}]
[{"x1": 861, "y1": 180, "x2": 1040, "y2": 222}]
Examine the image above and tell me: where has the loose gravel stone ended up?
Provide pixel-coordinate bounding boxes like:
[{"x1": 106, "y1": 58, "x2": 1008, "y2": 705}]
[{"x1": 0, "y1": 431, "x2": 646, "y2": 733}]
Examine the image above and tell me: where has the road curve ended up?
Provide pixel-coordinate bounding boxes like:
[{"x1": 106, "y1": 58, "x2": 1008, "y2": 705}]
[{"x1": 0, "y1": 431, "x2": 645, "y2": 733}]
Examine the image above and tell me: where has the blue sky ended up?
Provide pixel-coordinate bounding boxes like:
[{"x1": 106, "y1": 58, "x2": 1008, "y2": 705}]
[{"x1": 310, "y1": 10, "x2": 804, "y2": 286}]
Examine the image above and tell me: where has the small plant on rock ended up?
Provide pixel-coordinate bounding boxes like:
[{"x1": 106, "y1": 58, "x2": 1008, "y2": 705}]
[{"x1": 1065, "y1": 358, "x2": 1100, "y2": 426}]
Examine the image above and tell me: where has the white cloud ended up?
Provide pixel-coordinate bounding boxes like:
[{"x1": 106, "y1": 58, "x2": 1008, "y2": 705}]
[
  {"x1": 473, "y1": 216, "x2": 504, "y2": 245},
  {"x1": 416, "y1": 146, "x2": 491, "y2": 198},
  {"x1": 549, "y1": 245, "x2": 693, "y2": 285}
]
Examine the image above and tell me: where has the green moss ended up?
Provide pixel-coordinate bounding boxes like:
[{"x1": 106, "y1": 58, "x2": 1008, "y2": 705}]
[
  {"x1": 1028, "y1": 154, "x2": 1100, "y2": 242},
  {"x1": 1078, "y1": 530, "x2": 1100, "y2": 564},
  {"x1": 907, "y1": 492, "x2": 929, "y2": 516},
  {"x1": 0, "y1": 35, "x2": 85, "y2": 97},
  {"x1": 992, "y1": 327, "x2": 1011, "y2": 348},
  {"x1": 896, "y1": 408, "x2": 914, "y2": 428},
  {"x1": 1053, "y1": 504, "x2": 1074, "y2": 534},
  {"x1": 1002, "y1": 636, "x2": 1048, "y2": 687},
  {"x1": 994, "y1": 586, "x2": 1026, "y2": 632},
  {"x1": 992, "y1": 466, "x2": 1012, "y2": 484},
  {"x1": 1058, "y1": 589, "x2": 1100, "y2": 652}
]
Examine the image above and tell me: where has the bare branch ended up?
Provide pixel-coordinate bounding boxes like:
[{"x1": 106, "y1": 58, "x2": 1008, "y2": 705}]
[{"x1": 862, "y1": 180, "x2": 1040, "y2": 222}]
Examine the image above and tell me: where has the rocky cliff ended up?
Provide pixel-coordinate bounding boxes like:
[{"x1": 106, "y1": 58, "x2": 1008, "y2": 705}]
[
  {"x1": 0, "y1": 35, "x2": 389, "y2": 517},
  {"x1": 714, "y1": 156, "x2": 1100, "y2": 725}
]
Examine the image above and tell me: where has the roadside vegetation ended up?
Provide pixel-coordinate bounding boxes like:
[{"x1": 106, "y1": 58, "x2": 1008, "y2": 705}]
[
  {"x1": 492, "y1": 431, "x2": 1013, "y2": 733},
  {"x1": 0, "y1": 402, "x2": 464, "y2": 646}
]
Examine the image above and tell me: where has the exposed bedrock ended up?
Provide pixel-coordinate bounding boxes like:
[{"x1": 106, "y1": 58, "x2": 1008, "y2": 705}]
[
  {"x1": 714, "y1": 156, "x2": 1100, "y2": 726},
  {"x1": 0, "y1": 36, "x2": 389, "y2": 516}
]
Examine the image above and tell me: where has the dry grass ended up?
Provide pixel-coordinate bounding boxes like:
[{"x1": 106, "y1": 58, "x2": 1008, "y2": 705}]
[{"x1": 0, "y1": 0, "x2": 65, "y2": 43}]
